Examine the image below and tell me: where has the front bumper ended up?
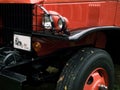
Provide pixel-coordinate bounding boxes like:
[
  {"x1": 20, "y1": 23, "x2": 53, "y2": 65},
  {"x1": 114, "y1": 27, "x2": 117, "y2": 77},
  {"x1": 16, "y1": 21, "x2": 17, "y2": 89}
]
[{"x1": 0, "y1": 70, "x2": 26, "y2": 90}]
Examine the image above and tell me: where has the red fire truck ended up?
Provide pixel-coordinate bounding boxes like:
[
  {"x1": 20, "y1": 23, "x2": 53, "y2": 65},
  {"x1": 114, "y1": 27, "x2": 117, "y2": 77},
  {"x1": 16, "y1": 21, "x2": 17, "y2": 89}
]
[{"x1": 0, "y1": 0, "x2": 120, "y2": 90}]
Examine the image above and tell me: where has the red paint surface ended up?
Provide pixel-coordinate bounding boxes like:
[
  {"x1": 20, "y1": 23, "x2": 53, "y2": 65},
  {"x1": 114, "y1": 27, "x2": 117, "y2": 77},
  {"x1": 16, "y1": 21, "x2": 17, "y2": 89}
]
[
  {"x1": 115, "y1": 2, "x2": 120, "y2": 26},
  {"x1": 0, "y1": 0, "x2": 43, "y2": 3},
  {"x1": 43, "y1": 1, "x2": 118, "y2": 31}
]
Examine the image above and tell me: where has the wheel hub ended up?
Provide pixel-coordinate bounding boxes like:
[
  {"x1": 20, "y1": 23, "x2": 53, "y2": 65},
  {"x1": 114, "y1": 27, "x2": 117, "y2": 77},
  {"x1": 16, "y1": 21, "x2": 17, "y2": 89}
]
[
  {"x1": 84, "y1": 68, "x2": 108, "y2": 90},
  {"x1": 99, "y1": 84, "x2": 108, "y2": 90}
]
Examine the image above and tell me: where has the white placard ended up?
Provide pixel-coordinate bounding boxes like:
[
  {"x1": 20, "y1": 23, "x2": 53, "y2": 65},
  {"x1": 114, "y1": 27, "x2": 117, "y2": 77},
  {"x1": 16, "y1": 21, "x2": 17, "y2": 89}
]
[{"x1": 14, "y1": 34, "x2": 31, "y2": 51}]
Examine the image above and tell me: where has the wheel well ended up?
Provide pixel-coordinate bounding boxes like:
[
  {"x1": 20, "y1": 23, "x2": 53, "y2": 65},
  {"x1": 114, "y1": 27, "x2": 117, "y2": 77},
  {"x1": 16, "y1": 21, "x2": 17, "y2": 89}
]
[
  {"x1": 71, "y1": 26, "x2": 120, "y2": 65},
  {"x1": 86, "y1": 30, "x2": 120, "y2": 65},
  {"x1": 104, "y1": 30, "x2": 120, "y2": 65}
]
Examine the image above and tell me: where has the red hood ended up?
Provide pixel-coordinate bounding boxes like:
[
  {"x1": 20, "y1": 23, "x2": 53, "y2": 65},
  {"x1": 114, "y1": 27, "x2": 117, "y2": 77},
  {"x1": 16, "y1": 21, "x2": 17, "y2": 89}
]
[
  {"x1": 44, "y1": 0, "x2": 80, "y2": 3},
  {"x1": 0, "y1": 0, "x2": 44, "y2": 4}
]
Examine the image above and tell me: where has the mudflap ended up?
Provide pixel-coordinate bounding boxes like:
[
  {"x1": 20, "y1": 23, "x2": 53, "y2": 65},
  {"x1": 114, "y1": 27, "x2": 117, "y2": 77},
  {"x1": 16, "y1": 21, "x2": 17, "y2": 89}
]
[{"x1": 0, "y1": 70, "x2": 26, "y2": 90}]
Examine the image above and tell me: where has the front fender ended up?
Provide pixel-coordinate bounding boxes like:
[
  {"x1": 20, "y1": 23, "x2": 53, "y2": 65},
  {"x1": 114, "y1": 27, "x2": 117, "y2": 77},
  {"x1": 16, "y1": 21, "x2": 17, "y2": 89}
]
[
  {"x1": 32, "y1": 26, "x2": 120, "y2": 41},
  {"x1": 68, "y1": 26, "x2": 120, "y2": 41}
]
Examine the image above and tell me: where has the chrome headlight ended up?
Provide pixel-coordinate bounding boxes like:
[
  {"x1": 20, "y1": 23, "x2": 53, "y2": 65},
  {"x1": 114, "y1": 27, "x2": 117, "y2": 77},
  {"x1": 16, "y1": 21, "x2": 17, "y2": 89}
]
[
  {"x1": 42, "y1": 15, "x2": 52, "y2": 29},
  {"x1": 58, "y1": 18, "x2": 65, "y2": 30},
  {"x1": 58, "y1": 18, "x2": 63, "y2": 29}
]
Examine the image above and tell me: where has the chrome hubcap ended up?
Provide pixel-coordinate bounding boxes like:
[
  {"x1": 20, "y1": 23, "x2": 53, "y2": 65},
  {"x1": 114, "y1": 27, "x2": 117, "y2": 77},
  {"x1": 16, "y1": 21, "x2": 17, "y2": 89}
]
[{"x1": 99, "y1": 84, "x2": 108, "y2": 90}]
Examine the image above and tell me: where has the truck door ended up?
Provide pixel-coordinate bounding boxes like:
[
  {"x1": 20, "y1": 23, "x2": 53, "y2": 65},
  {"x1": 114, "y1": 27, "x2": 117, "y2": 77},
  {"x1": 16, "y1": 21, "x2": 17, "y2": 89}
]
[{"x1": 115, "y1": 0, "x2": 120, "y2": 26}]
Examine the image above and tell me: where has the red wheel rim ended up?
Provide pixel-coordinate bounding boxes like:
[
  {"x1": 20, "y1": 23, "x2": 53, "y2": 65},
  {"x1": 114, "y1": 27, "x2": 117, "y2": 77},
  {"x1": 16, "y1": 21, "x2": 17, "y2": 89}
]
[{"x1": 83, "y1": 68, "x2": 108, "y2": 90}]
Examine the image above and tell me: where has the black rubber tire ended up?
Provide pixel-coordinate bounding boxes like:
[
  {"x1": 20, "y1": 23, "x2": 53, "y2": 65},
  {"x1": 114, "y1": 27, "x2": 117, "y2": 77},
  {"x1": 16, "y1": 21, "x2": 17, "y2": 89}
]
[{"x1": 56, "y1": 47, "x2": 114, "y2": 90}]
